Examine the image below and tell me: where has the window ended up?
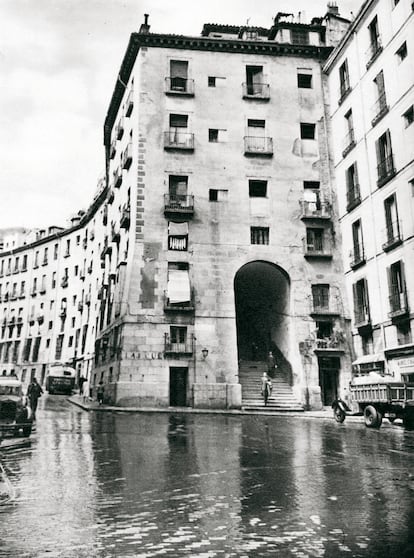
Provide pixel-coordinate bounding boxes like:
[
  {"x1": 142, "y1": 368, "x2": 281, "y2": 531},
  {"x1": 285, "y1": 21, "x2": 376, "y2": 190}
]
[
  {"x1": 170, "y1": 113, "x2": 188, "y2": 129},
  {"x1": 291, "y1": 29, "x2": 309, "y2": 45},
  {"x1": 76, "y1": 235, "x2": 80, "y2": 245},
  {"x1": 245, "y1": 65, "x2": 266, "y2": 96},
  {"x1": 169, "y1": 60, "x2": 189, "y2": 92},
  {"x1": 351, "y1": 219, "x2": 364, "y2": 265},
  {"x1": 208, "y1": 129, "x2": 219, "y2": 142},
  {"x1": 251, "y1": 227, "x2": 269, "y2": 245},
  {"x1": 14, "y1": 257, "x2": 19, "y2": 272},
  {"x1": 388, "y1": 260, "x2": 407, "y2": 316},
  {"x1": 32, "y1": 337, "x2": 41, "y2": 362},
  {"x1": 343, "y1": 109, "x2": 355, "y2": 152},
  {"x1": 169, "y1": 326, "x2": 187, "y2": 350},
  {"x1": 346, "y1": 162, "x2": 360, "y2": 209},
  {"x1": 208, "y1": 76, "x2": 216, "y2": 87},
  {"x1": 306, "y1": 228, "x2": 324, "y2": 253},
  {"x1": 55, "y1": 334, "x2": 64, "y2": 360},
  {"x1": 397, "y1": 322, "x2": 411, "y2": 346},
  {"x1": 383, "y1": 194, "x2": 401, "y2": 249},
  {"x1": 43, "y1": 248, "x2": 48, "y2": 265},
  {"x1": 209, "y1": 189, "x2": 228, "y2": 202},
  {"x1": 168, "y1": 222, "x2": 188, "y2": 251},
  {"x1": 297, "y1": 70, "x2": 312, "y2": 88},
  {"x1": 304, "y1": 181, "x2": 320, "y2": 190},
  {"x1": 339, "y1": 60, "x2": 350, "y2": 99},
  {"x1": 361, "y1": 332, "x2": 373, "y2": 355},
  {"x1": 168, "y1": 175, "x2": 188, "y2": 204},
  {"x1": 54, "y1": 244, "x2": 58, "y2": 260},
  {"x1": 166, "y1": 262, "x2": 191, "y2": 306},
  {"x1": 51, "y1": 272, "x2": 56, "y2": 289},
  {"x1": 34, "y1": 251, "x2": 39, "y2": 268},
  {"x1": 372, "y1": 70, "x2": 387, "y2": 124},
  {"x1": 23, "y1": 338, "x2": 32, "y2": 362},
  {"x1": 300, "y1": 123, "x2": 315, "y2": 140},
  {"x1": 368, "y1": 15, "x2": 381, "y2": 57},
  {"x1": 393, "y1": 0, "x2": 400, "y2": 7},
  {"x1": 68, "y1": 336, "x2": 73, "y2": 348},
  {"x1": 48, "y1": 321, "x2": 53, "y2": 330},
  {"x1": 249, "y1": 180, "x2": 267, "y2": 197},
  {"x1": 376, "y1": 130, "x2": 394, "y2": 184},
  {"x1": 65, "y1": 239, "x2": 70, "y2": 257},
  {"x1": 22, "y1": 255, "x2": 27, "y2": 271},
  {"x1": 316, "y1": 321, "x2": 333, "y2": 340},
  {"x1": 312, "y1": 284, "x2": 330, "y2": 311},
  {"x1": 403, "y1": 106, "x2": 414, "y2": 128},
  {"x1": 353, "y1": 278, "x2": 370, "y2": 325},
  {"x1": 396, "y1": 41, "x2": 407, "y2": 62}
]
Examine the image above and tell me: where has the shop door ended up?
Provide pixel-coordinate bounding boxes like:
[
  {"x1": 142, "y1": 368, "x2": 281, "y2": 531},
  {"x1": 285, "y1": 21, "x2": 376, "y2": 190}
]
[
  {"x1": 318, "y1": 356, "x2": 340, "y2": 405},
  {"x1": 169, "y1": 367, "x2": 188, "y2": 407}
]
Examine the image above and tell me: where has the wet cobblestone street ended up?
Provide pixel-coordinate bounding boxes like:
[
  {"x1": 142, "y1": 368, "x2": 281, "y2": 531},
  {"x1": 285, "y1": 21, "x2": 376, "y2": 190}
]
[{"x1": 1, "y1": 395, "x2": 414, "y2": 557}]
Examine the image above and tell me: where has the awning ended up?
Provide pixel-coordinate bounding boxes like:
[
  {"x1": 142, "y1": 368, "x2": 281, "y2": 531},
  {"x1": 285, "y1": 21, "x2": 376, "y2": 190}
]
[
  {"x1": 167, "y1": 270, "x2": 190, "y2": 303},
  {"x1": 168, "y1": 222, "x2": 188, "y2": 235},
  {"x1": 352, "y1": 353, "x2": 384, "y2": 366}
]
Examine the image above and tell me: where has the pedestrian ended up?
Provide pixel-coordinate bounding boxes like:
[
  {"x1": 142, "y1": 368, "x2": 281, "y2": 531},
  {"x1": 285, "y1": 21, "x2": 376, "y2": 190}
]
[
  {"x1": 251, "y1": 341, "x2": 258, "y2": 361},
  {"x1": 261, "y1": 372, "x2": 272, "y2": 406},
  {"x1": 96, "y1": 381, "x2": 104, "y2": 405},
  {"x1": 78, "y1": 375, "x2": 87, "y2": 395},
  {"x1": 27, "y1": 377, "x2": 43, "y2": 420},
  {"x1": 83, "y1": 377, "x2": 90, "y2": 403},
  {"x1": 267, "y1": 351, "x2": 277, "y2": 377}
]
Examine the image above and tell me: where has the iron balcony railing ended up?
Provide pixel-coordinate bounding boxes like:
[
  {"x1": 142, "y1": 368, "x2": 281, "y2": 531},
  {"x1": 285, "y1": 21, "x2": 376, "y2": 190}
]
[
  {"x1": 315, "y1": 336, "x2": 345, "y2": 351},
  {"x1": 120, "y1": 204, "x2": 131, "y2": 229},
  {"x1": 354, "y1": 306, "x2": 371, "y2": 328},
  {"x1": 342, "y1": 129, "x2": 356, "y2": 158},
  {"x1": 113, "y1": 168, "x2": 123, "y2": 188},
  {"x1": 346, "y1": 182, "x2": 361, "y2": 211},
  {"x1": 303, "y1": 236, "x2": 333, "y2": 258},
  {"x1": 382, "y1": 219, "x2": 402, "y2": 252},
  {"x1": 365, "y1": 36, "x2": 383, "y2": 68},
  {"x1": 244, "y1": 136, "x2": 273, "y2": 156},
  {"x1": 377, "y1": 154, "x2": 395, "y2": 186},
  {"x1": 389, "y1": 285, "x2": 409, "y2": 318},
  {"x1": 300, "y1": 199, "x2": 331, "y2": 220},
  {"x1": 122, "y1": 142, "x2": 132, "y2": 170},
  {"x1": 164, "y1": 334, "x2": 194, "y2": 355},
  {"x1": 164, "y1": 131, "x2": 195, "y2": 150},
  {"x1": 110, "y1": 140, "x2": 116, "y2": 159},
  {"x1": 349, "y1": 243, "x2": 366, "y2": 269},
  {"x1": 165, "y1": 77, "x2": 195, "y2": 96},
  {"x1": 164, "y1": 194, "x2": 194, "y2": 215},
  {"x1": 371, "y1": 93, "x2": 388, "y2": 126},
  {"x1": 115, "y1": 117, "x2": 124, "y2": 140},
  {"x1": 125, "y1": 89, "x2": 134, "y2": 116},
  {"x1": 310, "y1": 293, "x2": 341, "y2": 315},
  {"x1": 242, "y1": 82, "x2": 270, "y2": 100}
]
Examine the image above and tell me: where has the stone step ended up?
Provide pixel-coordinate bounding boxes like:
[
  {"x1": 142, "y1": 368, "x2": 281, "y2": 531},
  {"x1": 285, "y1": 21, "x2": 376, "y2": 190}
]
[{"x1": 243, "y1": 406, "x2": 304, "y2": 412}]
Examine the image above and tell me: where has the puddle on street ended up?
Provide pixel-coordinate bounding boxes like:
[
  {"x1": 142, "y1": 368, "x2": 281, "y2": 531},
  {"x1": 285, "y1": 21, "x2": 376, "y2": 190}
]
[{"x1": 1, "y1": 398, "x2": 414, "y2": 557}]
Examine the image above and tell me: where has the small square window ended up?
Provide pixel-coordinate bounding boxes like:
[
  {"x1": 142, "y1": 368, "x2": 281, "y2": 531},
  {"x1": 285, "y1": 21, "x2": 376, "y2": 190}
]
[
  {"x1": 209, "y1": 189, "x2": 228, "y2": 202},
  {"x1": 297, "y1": 73, "x2": 312, "y2": 88},
  {"x1": 249, "y1": 180, "x2": 267, "y2": 197},
  {"x1": 208, "y1": 76, "x2": 216, "y2": 87},
  {"x1": 396, "y1": 41, "x2": 407, "y2": 62},
  {"x1": 251, "y1": 227, "x2": 269, "y2": 245},
  {"x1": 403, "y1": 106, "x2": 414, "y2": 128},
  {"x1": 209, "y1": 129, "x2": 219, "y2": 142},
  {"x1": 304, "y1": 181, "x2": 320, "y2": 189},
  {"x1": 300, "y1": 123, "x2": 316, "y2": 139}
]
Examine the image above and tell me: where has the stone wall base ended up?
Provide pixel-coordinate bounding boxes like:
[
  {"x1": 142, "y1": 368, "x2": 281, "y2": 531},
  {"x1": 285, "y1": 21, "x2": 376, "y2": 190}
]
[{"x1": 192, "y1": 383, "x2": 242, "y2": 409}]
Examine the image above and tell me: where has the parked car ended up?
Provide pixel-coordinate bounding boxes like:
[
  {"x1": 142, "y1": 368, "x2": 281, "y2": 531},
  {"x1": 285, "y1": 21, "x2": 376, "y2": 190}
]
[{"x1": 0, "y1": 377, "x2": 33, "y2": 438}]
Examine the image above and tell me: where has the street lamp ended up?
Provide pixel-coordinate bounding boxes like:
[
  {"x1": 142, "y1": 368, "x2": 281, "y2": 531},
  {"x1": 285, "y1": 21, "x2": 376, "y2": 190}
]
[{"x1": 201, "y1": 348, "x2": 209, "y2": 360}]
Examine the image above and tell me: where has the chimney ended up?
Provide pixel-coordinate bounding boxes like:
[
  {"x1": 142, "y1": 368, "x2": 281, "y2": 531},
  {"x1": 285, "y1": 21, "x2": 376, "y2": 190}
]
[
  {"x1": 327, "y1": 2, "x2": 339, "y2": 15},
  {"x1": 139, "y1": 13, "x2": 150, "y2": 34}
]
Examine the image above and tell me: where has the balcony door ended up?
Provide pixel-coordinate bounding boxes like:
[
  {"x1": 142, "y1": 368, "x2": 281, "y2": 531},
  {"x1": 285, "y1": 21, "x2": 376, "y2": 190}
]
[
  {"x1": 384, "y1": 194, "x2": 399, "y2": 243},
  {"x1": 170, "y1": 60, "x2": 188, "y2": 91},
  {"x1": 318, "y1": 356, "x2": 340, "y2": 406},
  {"x1": 247, "y1": 119, "x2": 265, "y2": 151},
  {"x1": 246, "y1": 66, "x2": 264, "y2": 95},
  {"x1": 169, "y1": 114, "x2": 189, "y2": 146}
]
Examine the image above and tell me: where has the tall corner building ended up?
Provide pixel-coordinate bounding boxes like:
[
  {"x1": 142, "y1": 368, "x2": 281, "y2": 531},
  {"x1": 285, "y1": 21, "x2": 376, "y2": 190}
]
[
  {"x1": 324, "y1": 0, "x2": 414, "y2": 383},
  {"x1": 94, "y1": 5, "x2": 354, "y2": 409}
]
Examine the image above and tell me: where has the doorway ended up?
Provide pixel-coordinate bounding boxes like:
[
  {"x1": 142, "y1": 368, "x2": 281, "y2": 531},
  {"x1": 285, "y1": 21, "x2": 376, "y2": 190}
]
[
  {"x1": 169, "y1": 367, "x2": 188, "y2": 406},
  {"x1": 318, "y1": 356, "x2": 340, "y2": 405}
]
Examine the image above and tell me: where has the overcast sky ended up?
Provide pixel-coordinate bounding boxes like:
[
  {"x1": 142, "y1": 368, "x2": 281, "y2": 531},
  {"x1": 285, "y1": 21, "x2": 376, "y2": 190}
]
[{"x1": 0, "y1": 0, "x2": 363, "y2": 229}]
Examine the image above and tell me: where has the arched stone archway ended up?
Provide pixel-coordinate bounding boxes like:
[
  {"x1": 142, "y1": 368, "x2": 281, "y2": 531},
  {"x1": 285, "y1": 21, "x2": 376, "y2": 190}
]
[{"x1": 234, "y1": 261, "x2": 290, "y2": 364}]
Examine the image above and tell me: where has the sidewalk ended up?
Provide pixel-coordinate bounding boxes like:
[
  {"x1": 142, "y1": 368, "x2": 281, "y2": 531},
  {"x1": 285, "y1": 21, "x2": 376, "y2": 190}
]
[{"x1": 68, "y1": 394, "x2": 365, "y2": 422}]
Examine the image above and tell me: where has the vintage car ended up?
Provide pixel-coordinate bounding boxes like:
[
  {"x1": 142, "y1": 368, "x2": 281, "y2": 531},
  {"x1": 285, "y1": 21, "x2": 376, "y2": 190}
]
[{"x1": 0, "y1": 376, "x2": 33, "y2": 438}]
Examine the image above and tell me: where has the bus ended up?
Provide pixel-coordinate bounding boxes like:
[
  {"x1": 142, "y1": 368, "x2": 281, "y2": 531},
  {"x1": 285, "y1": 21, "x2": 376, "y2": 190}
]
[{"x1": 45, "y1": 364, "x2": 76, "y2": 395}]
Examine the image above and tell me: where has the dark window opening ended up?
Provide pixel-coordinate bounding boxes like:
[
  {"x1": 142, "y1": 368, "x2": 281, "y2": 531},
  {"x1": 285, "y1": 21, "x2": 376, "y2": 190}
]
[
  {"x1": 249, "y1": 180, "x2": 267, "y2": 197},
  {"x1": 301, "y1": 123, "x2": 316, "y2": 140},
  {"x1": 251, "y1": 227, "x2": 269, "y2": 245},
  {"x1": 208, "y1": 129, "x2": 219, "y2": 142},
  {"x1": 396, "y1": 41, "x2": 407, "y2": 61},
  {"x1": 297, "y1": 73, "x2": 312, "y2": 88},
  {"x1": 304, "y1": 181, "x2": 320, "y2": 189},
  {"x1": 208, "y1": 76, "x2": 216, "y2": 87},
  {"x1": 209, "y1": 190, "x2": 218, "y2": 201}
]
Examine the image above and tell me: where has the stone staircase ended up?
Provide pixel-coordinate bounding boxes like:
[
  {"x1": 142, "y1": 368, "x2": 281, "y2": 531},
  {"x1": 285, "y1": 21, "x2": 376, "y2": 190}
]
[{"x1": 239, "y1": 360, "x2": 304, "y2": 412}]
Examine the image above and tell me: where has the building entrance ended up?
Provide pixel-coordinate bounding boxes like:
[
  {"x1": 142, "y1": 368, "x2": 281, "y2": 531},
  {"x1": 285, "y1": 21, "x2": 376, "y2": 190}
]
[
  {"x1": 234, "y1": 261, "x2": 290, "y2": 362},
  {"x1": 169, "y1": 367, "x2": 188, "y2": 406},
  {"x1": 318, "y1": 356, "x2": 340, "y2": 405}
]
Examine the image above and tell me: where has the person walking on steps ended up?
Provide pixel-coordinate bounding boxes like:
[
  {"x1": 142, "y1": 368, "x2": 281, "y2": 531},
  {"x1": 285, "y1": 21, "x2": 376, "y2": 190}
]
[
  {"x1": 27, "y1": 377, "x2": 43, "y2": 420},
  {"x1": 261, "y1": 372, "x2": 272, "y2": 406},
  {"x1": 267, "y1": 351, "x2": 277, "y2": 378},
  {"x1": 97, "y1": 381, "x2": 104, "y2": 405}
]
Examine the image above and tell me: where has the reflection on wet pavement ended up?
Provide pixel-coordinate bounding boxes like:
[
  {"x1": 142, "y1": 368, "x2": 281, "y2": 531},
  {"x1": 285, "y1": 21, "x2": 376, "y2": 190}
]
[{"x1": 0, "y1": 396, "x2": 414, "y2": 557}]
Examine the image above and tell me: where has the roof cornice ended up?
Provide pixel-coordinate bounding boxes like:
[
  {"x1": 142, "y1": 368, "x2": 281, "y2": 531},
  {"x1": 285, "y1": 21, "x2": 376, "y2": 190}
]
[{"x1": 103, "y1": 32, "x2": 334, "y2": 146}]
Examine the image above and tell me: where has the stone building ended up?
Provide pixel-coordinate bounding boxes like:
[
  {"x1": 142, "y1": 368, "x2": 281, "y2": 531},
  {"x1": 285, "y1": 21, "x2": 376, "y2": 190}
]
[
  {"x1": 93, "y1": 6, "x2": 353, "y2": 409},
  {"x1": 324, "y1": 0, "x2": 414, "y2": 381}
]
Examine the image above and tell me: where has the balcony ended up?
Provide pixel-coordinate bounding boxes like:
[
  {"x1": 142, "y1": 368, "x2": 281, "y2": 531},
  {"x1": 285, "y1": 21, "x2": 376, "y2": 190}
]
[
  {"x1": 377, "y1": 154, "x2": 395, "y2": 187},
  {"x1": 120, "y1": 205, "x2": 131, "y2": 229},
  {"x1": 164, "y1": 289, "x2": 195, "y2": 312},
  {"x1": 389, "y1": 287, "x2": 409, "y2": 320},
  {"x1": 79, "y1": 270, "x2": 86, "y2": 280},
  {"x1": 310, "y1": 294, "x2": 341, "y2": 317},
  {"x1": 113, "y1": 168, "x2": 123, "y2": 188},
  {"x1": 8, "y1": 316, "x2": 16, "y2": 325},
  {"x1": 30, "y1": 289, "x2": 37, "y2": 297},
  {"x1": 125, "y1": 89, "x2": 134, "y2": 116},
  {"x1": 100, "y1": 238, "x2": 112, "y2": 259},
  {"x1": 85, "y1": 293, "x2": 91, "y2": 306},
  {"x1": 39, "y1": 286, "x2": 46, "y2": 295},
  {"x1": 354, "y1": 307, "x2": 371, "y2": 330},
  {"x1": 164, "y1": 334, "x2": 194, "y2": 356},
  {"x1": 42, "y1": 259, "x2": 48, "y2": 267},
  {"x1": 300, "y1": 199, "x2": 331, "y2": 220},
  {"x1": 110, "y1": 140, "x2": 116, "y2": 160},
  {"x1": 63, "y1": 251, "x2": 70, "y2": 259},
  {"x1": 122, "y1": 143, "x2": 132, "y2": 170},
  {"x1": 242, "y1": 82, "x2": 270, "y2": 101},
  {"x1": 342, "y1": 130, "x2": 356, "y2": 158},
  {"x1": 87, "y1": 263, "x2": 93, "y2": 274},
  {"x1": 28, "y1": 316, "x2": 35, "y2": 326},
  {"x1": 346, "y1": 183, "x2": 361, "y2": 212},
  {"x1": 61, "y1": 276, "x2": 68, "y2": 288},
  {"x1": 314, "y1": 335, "x2": 345, "y2": 352},
  {"x1": 165, "y1": 77, "x2": 195, "y2": 97},
  {"x1": 10, "y1": 292, "x2": 18, "y2": 301},
  {"x1": 107, "y1": 189, "x2": 114, "y2": 204},
  {"x1": 78, "y1": 301, "x2": 84, "y2": 312},
  {"x1": 13, "y1": 267, "x2": 19, "y2": 274},
  {"x1": 164, "y1": 131, "x2": 195, "y2": 151},
  {"x1": 164, "y1": 194, "x2": 194, "y2": 219},
  {"x1": 59, "y1": 308, "x2": 67, "y2": 318},
  {"x1": 36, "y1": 314, "x2": 44, "y2": 325},
  {"x1": 371, "y1": 93, "x2": 389, "y2": 127},
  {"x1": 115, "y1": 118, "x2": 124, "y2": 140},
  {"x1": 382, "y1": 220, "x2": 402, "y2": 252},
  {"x1": 350, "y1": 245, "x2": 366, "y2": 270},
  {"x1": 82, "y1": 237, "x2": 87, "y2": 249},
  {"x1": 303, "y1": 237, "x2": 333, "y2": 259},
  {"x1": 244, "y1": 136, "x2": 273, "y2": 157},
  {"x1": 19, "y1": 291, "x2": 25, "y2": 299},
  {"x1": 111, "y1": 223, "x2": 120, "y2": 244},
  {"x1": 366, "y1": 37, "x2": 383, "y2": 68}
]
